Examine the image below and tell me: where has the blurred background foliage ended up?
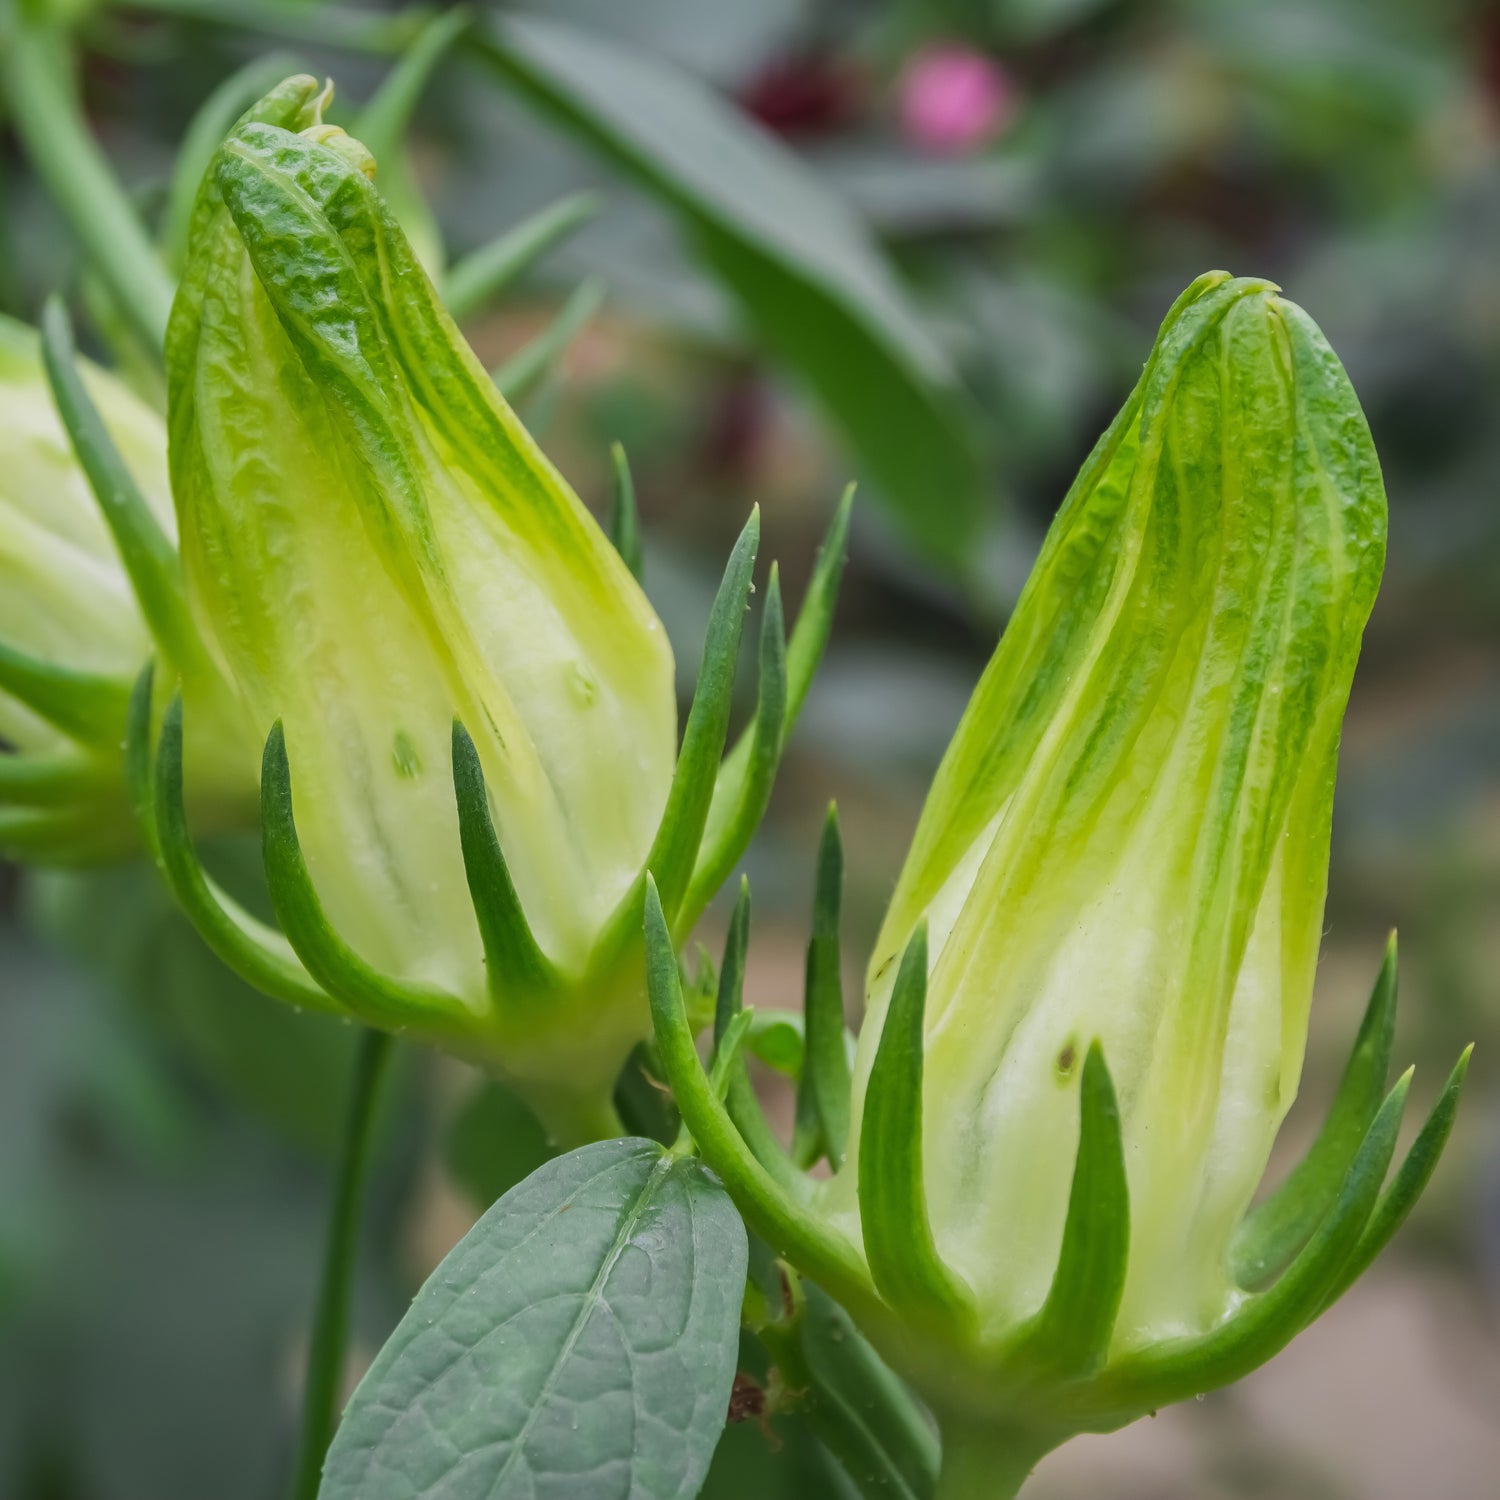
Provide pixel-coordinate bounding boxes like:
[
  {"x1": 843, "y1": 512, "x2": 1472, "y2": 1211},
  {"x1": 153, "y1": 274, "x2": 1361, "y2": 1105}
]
[{"x1": 3, "y1": 0, "x2": 1500, "y2": 1496}]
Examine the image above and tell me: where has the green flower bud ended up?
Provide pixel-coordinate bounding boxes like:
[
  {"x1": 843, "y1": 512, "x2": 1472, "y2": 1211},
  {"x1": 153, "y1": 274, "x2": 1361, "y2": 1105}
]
[
  {"x1": 837, "y1": 271, "x2": 1384, "y2": 1345},
  {"x1": 154, "y1": 81, "x2": 843, "y2": 1143},
  {"x1": 0, "y1": 311, "x2": 170, "y2": 861},
  {"x1": 647, "y1": 273, "x2": 1470, "y2": 1485}
]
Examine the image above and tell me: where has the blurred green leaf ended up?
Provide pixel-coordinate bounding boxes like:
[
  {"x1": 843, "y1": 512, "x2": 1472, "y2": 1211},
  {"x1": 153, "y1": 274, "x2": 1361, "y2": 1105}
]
[{"x1": 473, "y1": 15, "x2": 987, "y2": 566}]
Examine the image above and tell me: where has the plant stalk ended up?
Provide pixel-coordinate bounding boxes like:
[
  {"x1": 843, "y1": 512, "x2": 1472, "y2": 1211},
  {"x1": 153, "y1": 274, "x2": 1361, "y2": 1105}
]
[
  {"x1": 0, "y1": 17, "x2": 175, "y2": 356},
  {"x1": 933, "y1": 1420, "x2": 1051, "y2": 1500},
  {"x1": 289, "y1": 1028, "x2": 393, "y2": 1500}
]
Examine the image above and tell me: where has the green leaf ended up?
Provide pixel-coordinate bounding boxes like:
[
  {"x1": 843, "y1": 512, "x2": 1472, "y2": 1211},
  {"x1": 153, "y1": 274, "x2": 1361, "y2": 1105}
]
[
  {"x1": 472, "y1": 19, "x2": 984, "y2": 565},
  {"x1": 320, "y1": 1138, "x2": 747, "y2": 1500}
]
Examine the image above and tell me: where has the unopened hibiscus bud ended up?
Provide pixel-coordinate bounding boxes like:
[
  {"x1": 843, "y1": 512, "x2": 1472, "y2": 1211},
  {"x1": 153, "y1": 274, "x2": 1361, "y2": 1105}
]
[
  {"x1": 150, "y1": 81, "x2": 846, "y2": 1143},
  {"x1": 0, "y1": 312, "x2": 171, "y2": 861},
  {"x1": 649, "y1": 273, "x2": 1469, "y2": 1490}
]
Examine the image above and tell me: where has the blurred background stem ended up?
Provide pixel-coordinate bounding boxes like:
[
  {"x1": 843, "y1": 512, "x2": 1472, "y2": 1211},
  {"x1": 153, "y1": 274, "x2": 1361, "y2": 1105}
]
[
  {"x1": 0, "y1": 14, "x2": 173, "y2": 355},
  {"x1": 289, "y1": 1028, "x2": 393, "y2": 1500}
]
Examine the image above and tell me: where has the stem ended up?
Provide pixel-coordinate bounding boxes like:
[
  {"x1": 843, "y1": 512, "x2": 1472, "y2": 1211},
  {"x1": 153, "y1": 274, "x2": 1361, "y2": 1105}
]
[
  {"x1": 0, "y1": 18, "x2": 175, "y2": 354},
  {"x1": 933, "y1": 1421, "x2": 1051, "y2": 1500},
  {"x1": 289, "y1": 1029, "x2": 393, "y2": 1500}
]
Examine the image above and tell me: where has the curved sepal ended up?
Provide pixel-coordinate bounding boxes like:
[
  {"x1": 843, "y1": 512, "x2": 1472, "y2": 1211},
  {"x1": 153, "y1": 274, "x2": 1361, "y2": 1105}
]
[
  {"x1": 607, "y1": 442, "x2": 645, "y2": 583},
  {"x1": 857, "y1": 923, "x2": 973, "y2": 1331},
  {"x1": 793, "y1": 803, "x2": 851, "y2": 1169},
  {"x1": 1233, "y1": 933, "x2": 1399, "y2": 1289},
  {"x1": 451, "y1": 719, "x2": 558, "y2": 1002},
  {"x1": 39, "y1": 298, "x2": 196, "y2": 671},
  {"x1": 443, "y1": 191, "x2": 603, "y2": 323},
  {"x1": 712, "y1": 879, "x2": 804, "y2": 1194},
  {"x1": 1091, "y1": 1068, "x2": 1411, "y2": 1420},
  {"x1": 1317, "y1": 1044, "x2": 1472, "y2": 1315},
  {"x1": 0, "y1": 643, "x2": 131, "y2": 746},
  {"x1": 643, "y1": 508, "x2": 760, "y2": 926},
  {"x1": 643, "y1": 875, "x2": 875, "y2": 1315},
  {"x1": 1012, "y1": 1042, "x2": 1129, "y2": 1378},
  {"x1": 690, "y1": 485, "x2": 853, "y2": 930},
  {"x1": 261, "y1": 721, "x2": 473, "y2": 1033},
  {"x1": 136, "y1": 692, "x2": 334, "y2": 1012},
  {"x1": 493, "y1": 277, "x2": 606, "y2": 404},
  {"x1": 683, "y1": 561, "x2": 788, "y2": 921}
]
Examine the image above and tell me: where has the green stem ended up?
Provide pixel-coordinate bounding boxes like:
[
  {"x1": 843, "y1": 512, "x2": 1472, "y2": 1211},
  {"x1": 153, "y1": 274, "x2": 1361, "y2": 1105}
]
[
  {"x1": 0, "y1": 18, "x2": 175, "y2": 355},
  {"x1": 933, "y1": 1421, "x2": 1051, "y2": 1500},
  {"x1": 289, "y1": 1029, "x2": 393, "y2": 1500}
]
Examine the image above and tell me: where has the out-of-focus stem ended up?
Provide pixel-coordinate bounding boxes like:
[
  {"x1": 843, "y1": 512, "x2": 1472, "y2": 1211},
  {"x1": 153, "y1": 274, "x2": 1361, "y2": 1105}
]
[
  {"x1": 0, "y1": 19, "x2": 175, "y2": 354},
  {"x1": 288, "y1": 1029, "x2": 393, "y2": 1500}
]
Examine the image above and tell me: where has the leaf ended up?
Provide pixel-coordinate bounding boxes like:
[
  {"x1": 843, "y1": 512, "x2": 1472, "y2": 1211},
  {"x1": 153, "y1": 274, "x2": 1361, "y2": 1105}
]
[
  {"x1": 320, "y1": 1138, "x2": 747, "y2": 1500},
  {"x1": 471, "y1": 17, "x2": 985, "y2": 565}
]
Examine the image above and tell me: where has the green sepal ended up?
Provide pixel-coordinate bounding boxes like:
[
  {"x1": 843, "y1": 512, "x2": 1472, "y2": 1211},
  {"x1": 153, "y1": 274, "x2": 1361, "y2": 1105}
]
[
  {"x1": 607, "y1": 440, "x2": 644, "y2": 583},
  {"x1": 643, "y1": 507, "x2": 760, "y2": 927},
  {"x1": 450, "y1": 719, "x2": 559, "y2": 1002},
  {"x1": 1090, "y1": 1069, "x2": 1411, "y2": 1421},
  {"x1": 643, "y1": 875, "x2": 875, "y2": 1313},
  {"x1": 1317, "y1": 1044, "x2": 1472, "y2": 1314},
  {"x1": 0, "y1": 642, "x2": 131, "y2": 746},
  {"x1": 857, "y1": 922, "x2": 973, "y2": 1331},
  {"x1": 682, "y1": 562, "x2": 788, "y2": 920},
  {"x1": 124, "y1": 662, "x2": 159, "y2": 862},
  {"x1": 712, "y1": 879, "x2": 806, "y2": 1196},
  {"x1": 702, "y1": 485, "x2": 852, "y2": 918},
  {"x1": 794, "y1": 804, "x2": 852, "y2": 1169},
  {"x1": 1233, "y1": 934, "x2": 1399, "y2": 1290},
  {"x1": 39, "y1": 298, "x2": 196, "y2": 671},
  {"x1": 708, "y1": 1008, "x2": 756, "y2": 1101},
  {"x1": 492, "y1": 276, "x2": 606, "y2": 404},
  {"x1": 444, "y1": 191, "x2": 603, "y2": 323},
  {"x1": 261, "y1": 721, "x2": 474, "y2": 1033},
  {"x1": 0, "y1": 753, "x2": 98, "y2": 806},
  {"x1": 0, "y1": 806, "x2": 117, "y2": 864},
  {"x1": 144, "y1": 693, "x2": 334, "y2": 1013},
  {"x1": 1012, "y1": 1041, "x2": 1129, "y2": 1378}
]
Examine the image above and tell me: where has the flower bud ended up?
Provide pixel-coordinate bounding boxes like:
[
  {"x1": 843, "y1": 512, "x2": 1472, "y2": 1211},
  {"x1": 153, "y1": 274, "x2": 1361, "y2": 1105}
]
[
  {"x1": 0, "y1": 311, "x2": 171, "y2": 861},
  {"x1": 841, "y1": 271, "x2": 1384, "y2": 1345},
  {"x1": 648, "y1": 274, "x2": 1469, "y2": 1478},
  {"x1": 155, "y1": 82, "x2": 837, "y2": 1143}
]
